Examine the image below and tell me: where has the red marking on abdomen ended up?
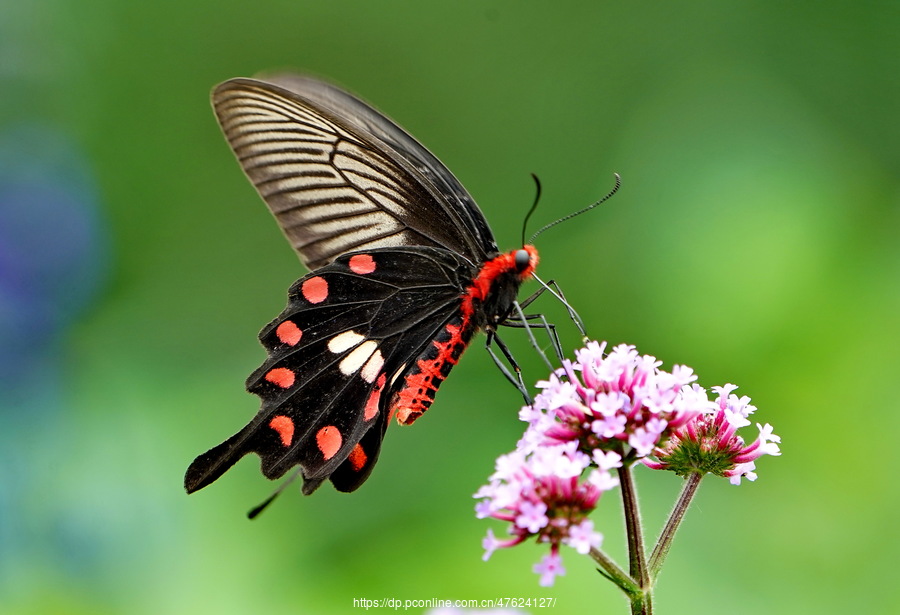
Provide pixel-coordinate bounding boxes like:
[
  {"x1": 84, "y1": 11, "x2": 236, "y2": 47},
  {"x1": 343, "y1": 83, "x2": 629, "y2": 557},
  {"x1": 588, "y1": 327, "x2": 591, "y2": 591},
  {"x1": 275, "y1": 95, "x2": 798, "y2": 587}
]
[
  {"x1": 269, "y1": 415, "x2": 294, "y2": 446},
  {"x1": 348, "y1": 443, "x2": 367, "y2": 471},
  {"x1": 276, "y1": 320, "x2": 303, "y2": 346},
  {"x1": 349, "y1": 254, "x2": 376, "y2": 274},
  {"x1": 365, "y1": 373, "x2": 386, "y2": 421},
  {"x1": 391, "y1": 322, "x2": 473, "y2": 426},
  {"x1": 301, "y1": 276, "x2": 328, "y2": 303},
  {"x1": 265, "y1": 367, "x2": 295, "y2": 388},
  {"x1": 316, "y1": 425, "x2": 342, "y2": 460}
]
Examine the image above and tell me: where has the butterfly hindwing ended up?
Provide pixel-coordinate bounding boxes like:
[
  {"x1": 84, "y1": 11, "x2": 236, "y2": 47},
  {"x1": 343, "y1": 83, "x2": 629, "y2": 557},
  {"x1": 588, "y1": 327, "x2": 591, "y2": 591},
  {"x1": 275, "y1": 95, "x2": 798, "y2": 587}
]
[
  {"x1": 309, "y1": 403, "x2": 389, "y2": 494},
  {"x1": 184, "y1": 246, "x2": 479, "y2": 495}
]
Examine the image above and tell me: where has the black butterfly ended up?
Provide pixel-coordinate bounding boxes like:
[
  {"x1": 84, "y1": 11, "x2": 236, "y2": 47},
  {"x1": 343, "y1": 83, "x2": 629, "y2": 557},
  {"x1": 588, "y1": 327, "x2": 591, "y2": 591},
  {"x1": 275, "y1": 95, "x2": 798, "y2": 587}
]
[{"x1": 184, "y1": 75, "x2": 557, "y2": 501}]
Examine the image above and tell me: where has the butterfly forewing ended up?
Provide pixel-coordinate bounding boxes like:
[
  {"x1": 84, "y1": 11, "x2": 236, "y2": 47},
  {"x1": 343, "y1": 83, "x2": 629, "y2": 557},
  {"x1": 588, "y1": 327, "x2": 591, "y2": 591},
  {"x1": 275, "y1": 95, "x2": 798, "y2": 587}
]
[
  {"x1": 213, "y1": 78, "x2": 497, "y2": 270},
  {"x1": 259, "y1": 74, "x2": 499, "y2": 258}
]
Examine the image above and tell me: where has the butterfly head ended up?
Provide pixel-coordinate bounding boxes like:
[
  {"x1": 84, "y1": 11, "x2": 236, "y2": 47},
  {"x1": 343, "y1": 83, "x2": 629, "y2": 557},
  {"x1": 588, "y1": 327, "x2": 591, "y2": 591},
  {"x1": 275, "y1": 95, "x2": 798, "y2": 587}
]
[{"x1": 513, "y1": 245, "x2": 539, "y2": 280}]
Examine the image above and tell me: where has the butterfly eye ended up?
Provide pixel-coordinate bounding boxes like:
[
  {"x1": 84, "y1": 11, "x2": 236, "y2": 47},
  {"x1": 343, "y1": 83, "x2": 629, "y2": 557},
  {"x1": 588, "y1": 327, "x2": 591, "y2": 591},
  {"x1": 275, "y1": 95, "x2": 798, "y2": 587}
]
[{"x1": 514, "y1": 248, "x2": 531, "y2": 272}]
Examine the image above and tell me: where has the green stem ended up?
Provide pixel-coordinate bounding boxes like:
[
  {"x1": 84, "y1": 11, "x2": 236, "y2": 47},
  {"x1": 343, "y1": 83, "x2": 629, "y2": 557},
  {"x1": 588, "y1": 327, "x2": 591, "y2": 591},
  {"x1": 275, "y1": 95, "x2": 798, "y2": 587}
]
[
  {"x1": 648, "y1": 472, "x2": 703, "y2": 577},
  {"x1": 618, "y1": 464, "x2": 652, "y2": 614},
  {"x1": 588, "y1": 547, "x2": 639, "y2": 595},
  {"x1": 630, "y1": 593, "x2": 653, "y2": 615}
]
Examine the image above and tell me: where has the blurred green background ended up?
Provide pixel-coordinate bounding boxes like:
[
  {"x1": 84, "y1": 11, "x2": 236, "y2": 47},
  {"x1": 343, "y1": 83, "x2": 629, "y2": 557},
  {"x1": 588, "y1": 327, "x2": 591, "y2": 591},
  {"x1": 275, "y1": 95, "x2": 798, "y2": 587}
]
[{"x1": 1, "y1": 1, "x2": 898, "y2": 613}]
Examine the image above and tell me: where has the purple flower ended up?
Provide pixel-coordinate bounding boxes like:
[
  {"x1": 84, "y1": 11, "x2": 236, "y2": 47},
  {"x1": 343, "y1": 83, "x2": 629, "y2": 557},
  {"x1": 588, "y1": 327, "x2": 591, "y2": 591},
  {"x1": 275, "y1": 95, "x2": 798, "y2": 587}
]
[
  {"x1": 530, "y1": 341, "x2": 715, "y2": 461},
  {"x1": 592, "y1": 450, "x2": 622, "y2": 471},
  {"x1": 587, "y1": 468, "x2": 620, "y2": 491},
  {"x1": 564, "y1": 519, "x2": 602, "y2": 555},
  {"x1": 474, "y1": 439, "x2": 613, "y2": 583},
  {"x1": 644, "y1": 385, "x2": 781, "y2": 483},
  {"x1": 475, "y1": 340, "x2": 712, "y2": 584},
  {"x1": 515, "y1": 501, "x2": 549, "y2": 533},
  {"x1": 533, "y1": 550, "x2": 566, "y2": 587},
  {"x1": 482, "y1": 529, "x2": 501, "y2": 561}
]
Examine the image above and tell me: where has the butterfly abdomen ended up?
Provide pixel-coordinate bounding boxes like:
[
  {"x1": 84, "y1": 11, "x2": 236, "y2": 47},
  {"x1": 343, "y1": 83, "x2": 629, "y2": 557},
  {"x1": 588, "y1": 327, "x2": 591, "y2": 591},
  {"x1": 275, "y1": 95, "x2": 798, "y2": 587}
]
[{"x1": 391, "y1": 317, "x2": 474, "y2": 425}]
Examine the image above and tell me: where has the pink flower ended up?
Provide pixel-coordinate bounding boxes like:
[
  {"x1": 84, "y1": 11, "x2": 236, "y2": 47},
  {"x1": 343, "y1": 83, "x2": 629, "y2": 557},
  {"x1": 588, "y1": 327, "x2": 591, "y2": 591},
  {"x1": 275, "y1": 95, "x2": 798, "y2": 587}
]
[
  {"x1": 482, "y1": 529, "x2": 501, "y2": 561},
  {"x1": 474, "y1": 440, "x2": 611, "y2": 584},
  {"x1": 564, "y1": 519, "x2": 602, "y2": 555},
  {"x1": 644, "y1": 386, "x2": 781, "y2": 483},
  {"x1": 477, "y1": 340, "x2": 713, "y2": 584},
  {"x1": 533, "y1": 550, "x2": 566, "y2": 587},
  {"x1": 515, "y1": 501, "x2": 549, "y2": 533},
  {"x1": 531, "y1": 341, "x2": 716, "y2": 461}
]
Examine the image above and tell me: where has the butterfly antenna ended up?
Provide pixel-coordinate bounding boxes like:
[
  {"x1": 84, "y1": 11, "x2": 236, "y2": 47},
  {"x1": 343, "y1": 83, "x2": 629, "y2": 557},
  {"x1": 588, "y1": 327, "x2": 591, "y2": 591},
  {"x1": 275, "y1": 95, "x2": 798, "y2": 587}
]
[
  {"x1": 247, "y1": 468, "x2": 302, "y2": 519},
  {"x1": 521, "y1": 173, "x2": 543, "y2": 246},
  {"x1": 527, "y1": 173, "x2": 620, "y2": 244}
]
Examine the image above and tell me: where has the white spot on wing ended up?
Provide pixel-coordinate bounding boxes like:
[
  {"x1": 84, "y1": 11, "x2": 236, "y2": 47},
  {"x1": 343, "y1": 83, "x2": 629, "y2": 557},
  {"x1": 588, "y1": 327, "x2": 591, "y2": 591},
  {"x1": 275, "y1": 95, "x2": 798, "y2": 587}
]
[
  {"x1": 328, "y1": 330, "x2": 364, "y2": 354},
  {"x1": 340, "y1": 341, "x2": 378, "y2": 376},
  {"x1": 361, "y1": 349, "x2": 384, "y2": 383}
]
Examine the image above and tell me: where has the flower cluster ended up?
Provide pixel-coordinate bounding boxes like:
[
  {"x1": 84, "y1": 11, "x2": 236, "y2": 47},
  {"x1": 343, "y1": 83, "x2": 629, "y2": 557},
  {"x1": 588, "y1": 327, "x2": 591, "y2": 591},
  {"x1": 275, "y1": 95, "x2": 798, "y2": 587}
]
[
  {"x1": 475, "y1": 340, "x2": 781, "y2": 585},
  {"x1": 475, "y1": 441, "x2": 614, "y2": 586},
  {"x1": 643, "y1": 384, "x2": 781, "y2": 484},
  {"x1": 523, "y1": 341, "x2": 714, "y2": 460}
]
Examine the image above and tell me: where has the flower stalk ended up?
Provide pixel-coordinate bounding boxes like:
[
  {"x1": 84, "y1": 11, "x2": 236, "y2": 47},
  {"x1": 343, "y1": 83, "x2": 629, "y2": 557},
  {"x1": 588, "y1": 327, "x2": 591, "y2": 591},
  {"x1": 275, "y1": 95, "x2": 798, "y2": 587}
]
[
  {"x1": 619, "y1": 463, "x2": 652, "y2": 614},
  {"x1": 649, "y1": 472, "x2": 703, "y2": 577},
  {"x1": 618, "y1": 464, "x2": 648, "y2": 589}
]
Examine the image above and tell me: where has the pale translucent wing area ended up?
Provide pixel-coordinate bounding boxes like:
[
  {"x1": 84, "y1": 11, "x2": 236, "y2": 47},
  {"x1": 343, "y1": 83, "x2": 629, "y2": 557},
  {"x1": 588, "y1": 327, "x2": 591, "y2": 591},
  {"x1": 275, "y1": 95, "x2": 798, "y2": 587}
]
[
  {"x1": 262, "y1": 74, "x2": 498, "y2": 258},
  {"x1": 213, "y1": 78, "x2": 496, "y2": 270}
]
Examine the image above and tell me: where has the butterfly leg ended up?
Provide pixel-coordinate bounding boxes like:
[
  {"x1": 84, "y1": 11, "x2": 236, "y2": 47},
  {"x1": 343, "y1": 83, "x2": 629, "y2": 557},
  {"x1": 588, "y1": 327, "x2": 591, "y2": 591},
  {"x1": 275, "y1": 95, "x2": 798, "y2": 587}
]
[
  {"x1": 526, "y1": 274, "x2": 587, "y2": 339},
  {"x1": 485, "y1": 328, "x2": 534, "y2": 405},
  {"x1": 501, "y1": 309, "x2": 565, "y2": 367}
]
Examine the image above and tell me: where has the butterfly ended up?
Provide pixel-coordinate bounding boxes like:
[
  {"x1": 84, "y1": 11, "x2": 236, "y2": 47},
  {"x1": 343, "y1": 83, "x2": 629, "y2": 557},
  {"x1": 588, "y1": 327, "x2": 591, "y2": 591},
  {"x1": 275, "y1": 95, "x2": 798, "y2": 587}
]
[{"x1": 184, "y1": 74, "x2": 566, "y2": 502}]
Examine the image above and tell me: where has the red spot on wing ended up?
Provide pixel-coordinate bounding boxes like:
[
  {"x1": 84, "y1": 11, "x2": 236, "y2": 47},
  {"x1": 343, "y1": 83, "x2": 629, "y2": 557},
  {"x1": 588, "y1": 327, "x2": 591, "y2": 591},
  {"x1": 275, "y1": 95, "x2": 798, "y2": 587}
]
[
  {"x1": 265, "y1": 367, "x2": 295, "y2": 388},
  {"x1": 301, "y1": 276, "x2": 328, "y2": 303},
  {"x1": 349, "y1": 254, "x2": 376, "y2": 274},
  {"x1": 316, "y1": 426, "x2": 342, "y2": 460},
  {"x1": 269, "y1": 415, "x2": 295, "y2": 446},
  {"x1": 348, "y1": 443, "x2": 367, "y2": 471},
  {"x1": 365, "y1": 373, "x2": 386, "y2": 421},
  {"x1": 276, "y1": 320, "x2": 302, "y2": 346}
]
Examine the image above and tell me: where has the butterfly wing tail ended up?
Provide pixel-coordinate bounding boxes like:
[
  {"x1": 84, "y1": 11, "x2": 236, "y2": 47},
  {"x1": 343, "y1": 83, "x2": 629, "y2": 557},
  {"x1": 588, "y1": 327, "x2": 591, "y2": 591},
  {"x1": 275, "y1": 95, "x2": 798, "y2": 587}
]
[{"x1": 184, "y1": 427, "x2": 255, "y2": 494}]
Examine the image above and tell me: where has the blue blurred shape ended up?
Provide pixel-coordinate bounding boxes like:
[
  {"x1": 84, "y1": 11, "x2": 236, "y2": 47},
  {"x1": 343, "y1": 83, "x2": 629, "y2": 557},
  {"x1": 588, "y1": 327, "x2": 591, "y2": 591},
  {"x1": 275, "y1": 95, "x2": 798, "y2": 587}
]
[
  {"x1": 0, "y1": 124, "x2": 109, "y2": 589},
  {"x1": 0, "y1": 124, "x2": 108, "y2": 391}
]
